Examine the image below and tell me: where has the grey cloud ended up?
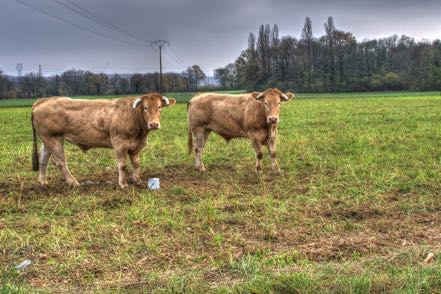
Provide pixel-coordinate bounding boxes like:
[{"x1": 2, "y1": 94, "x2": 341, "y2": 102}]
[{"x1": 0, "y1": 0, "x2": 440, "y2": 76}]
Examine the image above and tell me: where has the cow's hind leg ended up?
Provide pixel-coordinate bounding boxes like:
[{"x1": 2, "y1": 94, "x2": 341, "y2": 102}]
[
  {"x1": 38, "y1": 144, "x2": 51, "y2": 186},
  {"x1": 193, "y1": 127, "x2": 210, "y2": 172},
  {"x1": 114, "y1": 147, "x2": 129, "y2": 188},
  {"x1": 44, "y1": 137, "x2": 80, "y2": 186}
]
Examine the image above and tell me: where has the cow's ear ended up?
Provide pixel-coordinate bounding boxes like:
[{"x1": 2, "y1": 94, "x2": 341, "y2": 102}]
[
  {"x1": 281, "y1": 92, "x2": 294, "y2": 102},
  {"x1": 252, "y1": 92, "x2": 264, "y2": 100},
  {"x1": 163, "y1": 98, "x2": 176, "y2": 107}
]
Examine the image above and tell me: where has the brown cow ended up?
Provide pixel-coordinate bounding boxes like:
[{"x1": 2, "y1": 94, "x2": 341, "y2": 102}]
[
  {"x1": 31, "y1": 93, "x2": 176, "y2": 188},
  {"x1": 187, "y1": 88, "x2": 294, "y2": 173}
]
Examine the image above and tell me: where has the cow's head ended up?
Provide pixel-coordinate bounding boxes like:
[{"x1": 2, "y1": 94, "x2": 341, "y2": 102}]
[
  {"x1": 252, "y1": 88, "x2": 294, "y2": 125},
  {"x1": 132, "y1": 93, "x2": 176, "y2": 130}
]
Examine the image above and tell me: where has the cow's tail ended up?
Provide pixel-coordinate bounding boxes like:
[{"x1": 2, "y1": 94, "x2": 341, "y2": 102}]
[
  {"x1": 31, "y1": 113, "x2": 39, "y2": 171},
  {"x1": 187, "y1": 102, "x2": 193, "y2": 154}
]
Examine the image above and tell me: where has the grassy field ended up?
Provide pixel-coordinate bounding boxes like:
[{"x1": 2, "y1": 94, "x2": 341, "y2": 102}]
[
  {"x1": 1, "y1": 91, "x2": 441, "y2": 292},
  {"x1": 1, "y1": 90, "x2": 440, "y2": 108}
]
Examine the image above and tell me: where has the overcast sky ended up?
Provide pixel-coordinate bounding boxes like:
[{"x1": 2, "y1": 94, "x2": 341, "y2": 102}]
[{"x1": 1, "y1": 0, "x2": 440, "y2": 76}]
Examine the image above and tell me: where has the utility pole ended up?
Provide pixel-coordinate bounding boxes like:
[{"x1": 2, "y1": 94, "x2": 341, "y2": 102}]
[
  {"x1": 151, "y1": 40, "x2": 169, "y2": 94},
  {"x1": 16, "y1": 63, "x2": 23, "y2": 77},
  {"x1": 37, "y1": 65, "x2": 43, "y2": 97}
]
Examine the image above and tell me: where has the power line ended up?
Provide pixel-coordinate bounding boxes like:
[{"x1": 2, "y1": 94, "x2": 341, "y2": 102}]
[
  {"x1": 162, "y1": 46, "x2": 188, "y2": 70},
  {"x1": 148, "y1": 42, "x2": 186, "y2": 68},
  {"x1": 13, "y1": 0, "x2": 192, "y2": 77},
  {"x1": 51, "y1": 1, "x2": 190, "y2": 72},
  {"x1": 161, "y1": 50, "x2": 183, "y2": 70},
  {"x1": 151, "y1": 45, "x2": 173, "y2": 70},
  {"x1": 164, "y1": 50, "x2": 186, "y2": 70},
  {"x1": 168, "y1": 47, "x2": 187, "y2": 67},
  {"x1": 13, "y1": 0, "x2": 145, "y2": 47},
  {"x1": 54, "y1": 0, "x2": 149, "y2": 45}
]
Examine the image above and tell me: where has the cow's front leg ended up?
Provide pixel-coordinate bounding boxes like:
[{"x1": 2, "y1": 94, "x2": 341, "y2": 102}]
[
  {"x1": 129, "y1": 151, "x2": 142, "y2": 184},
  {"x1": 267, "y1": 134, "x2": 281, "y2": 174},
  {"x1": 115, "y1": 148, "x2": 129, "y2": 188},
  {"x1": 251, "y1": 139, "x2": 263, "y2": 172}
]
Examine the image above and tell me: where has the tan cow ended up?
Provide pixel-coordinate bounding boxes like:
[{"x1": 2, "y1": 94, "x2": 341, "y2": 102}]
[
  {"x1": 31, "y1": 93, "x2": 176, "y2": 188},
  {"x1": 187, "y1": 88, "x2": 294, "y2": 173}
]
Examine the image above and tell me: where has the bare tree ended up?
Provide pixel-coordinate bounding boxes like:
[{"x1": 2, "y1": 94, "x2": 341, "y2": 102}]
[
  {"x1": 214, "y1": 67, "x2": 228, "y2": 88},
  {"x1": 130, "y1": 74, "x2": 144, "y2": 93},
  {"x1": 324, "y1": 16, "x2": 336, "y2": 90},
  {"x1": 214, "y1": 63, "x2": 237, "y2": 89},
  {"x1": 20, "y1": 73, "x2": 40, "y2": 98},
  {"x1": 270, "y1": 24, "x2": 280, "y2": 80},
  {"x1": 186, "y1": 65, "x2": 206, "y2": 91},
  {"x1": 302, "y1": 17, "x2": 314, "y2": 91},
  {"x1": 257, "y1": 24, "x2": 272, "y2": 83},
  {"x1": 87, "y1": 73, "x2": 110, "y2": 95},
  {"x1": 61, "y1": 69, "x2": 87, "y2": 96},
  {"x1": 0, "y1": 69, "x2": 9, "y2": 99}
]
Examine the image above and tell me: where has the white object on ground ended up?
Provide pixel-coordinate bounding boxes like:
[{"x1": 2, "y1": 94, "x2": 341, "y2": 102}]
[
  {"x1": 15, "y1": 259, "x2": 32, "y2": 271},
  {"x1": 148, "y1": 178, "x2": 160, "y2": 190},
  {"x1": 424, "y1": 252, "x2": 435, "y2": 263}
]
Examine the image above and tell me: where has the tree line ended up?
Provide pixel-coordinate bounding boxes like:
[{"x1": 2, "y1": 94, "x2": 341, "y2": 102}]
[
  {"x1": 3, "y1": 16, "x2": 441, "y2": 99},
  {"x1": 214, "y1": 17, "x2": 441, "y2": 92},
  {"x1": 0, "y1": 65, "x2": 206, "y2": 99}
]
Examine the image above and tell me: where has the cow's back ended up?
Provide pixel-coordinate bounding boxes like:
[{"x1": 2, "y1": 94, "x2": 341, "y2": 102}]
[
  {"x1": 188, "y1": 93, "x2": 264, "y2": 139},
  {"x1": 32, "y1": 97, "x2": 131, "y2": 149}
]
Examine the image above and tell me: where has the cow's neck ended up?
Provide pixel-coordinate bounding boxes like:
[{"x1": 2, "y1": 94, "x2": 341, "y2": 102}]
[
  {"x1": 134, "y1": 108, "x2": 149, "y2": 138},
  {"x1": 266, "y1": 123, "x2": 278, "y2": 143},
  {"x1": 269, "y1": 124, "x2": 278, "y2": 133},
  {"x1": 247, "y1": 99, "x2": 268, "y2": 129}
]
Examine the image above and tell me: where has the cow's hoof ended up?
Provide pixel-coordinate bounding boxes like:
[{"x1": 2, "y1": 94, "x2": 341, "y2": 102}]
[
  {"x1": 67, "y1": 179, "x2": 81, "y2": 187},
  {"x1": 196, "y1": 166, "x2": 206, "y2": 172},
  {"x1": 134, "y1": 180, "x2": 143, "y2": 187},
  {"x1": 119, "y1": 183, "x2": 129, "y2": 189},
  {"x1": 273, "y1": 169, "x2": 282, "y2": 175},
  {"x1": 130, "y1": 177, "x2": 143, "y2": 185}
]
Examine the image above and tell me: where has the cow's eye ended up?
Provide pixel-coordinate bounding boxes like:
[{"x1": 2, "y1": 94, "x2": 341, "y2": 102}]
[{"x1": 144, "y1": 106, "x2": 148, "y2": 110}]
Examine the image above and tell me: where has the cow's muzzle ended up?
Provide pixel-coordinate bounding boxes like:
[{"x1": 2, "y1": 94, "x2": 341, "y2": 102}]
[
  {"x1": 267, "y1": 116, "x2": 279, "y2": 124},
  {"x1": 148, "y1": 122, "x2": 161, "y2": 130}
]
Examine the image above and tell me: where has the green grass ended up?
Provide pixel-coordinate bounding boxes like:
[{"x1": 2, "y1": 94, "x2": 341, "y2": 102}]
[
  {"x1": 2, "y1": 90, "x2": 439, "y2": 108},
  {"x1": 1, "y1": 91, "x2": 441, "y2": 292}
]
